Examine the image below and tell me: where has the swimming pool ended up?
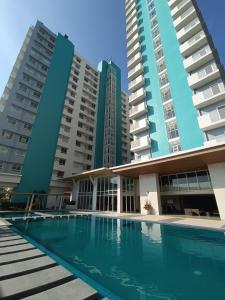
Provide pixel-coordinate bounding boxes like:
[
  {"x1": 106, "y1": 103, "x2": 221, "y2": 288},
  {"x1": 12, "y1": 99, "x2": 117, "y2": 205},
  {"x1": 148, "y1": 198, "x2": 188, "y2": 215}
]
[
  {"x1": 12, "y1": 216, "x2": 225, "y2": 299},
  {"x1": 0, "y1": 212, "x2": 36, "y2": 218},
  {"x1": 41, "y1": 210, "x2": 74, "y2": 215}
]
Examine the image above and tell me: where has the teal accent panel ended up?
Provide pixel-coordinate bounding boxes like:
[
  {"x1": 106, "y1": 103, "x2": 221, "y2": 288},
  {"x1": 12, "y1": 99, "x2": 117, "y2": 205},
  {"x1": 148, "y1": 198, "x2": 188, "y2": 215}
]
[
  {"x1": 139, "y1": 0, "x2": 170, "y2": 157},
  {"x1": 154, "y1": 0, "x2": 204, "y2": 150},
  {"x1": 94, "y1": 61, "x2": 122, "y2": 168},
  {"x1": 94, "y1": 61, "x2": 108, "y2": 168},
  {"x1": 16, "y1": 33, "x2": 74, "y2": 194},
  {"x1": 112, "y1": 62, "x2": 122, "y2": 166}
]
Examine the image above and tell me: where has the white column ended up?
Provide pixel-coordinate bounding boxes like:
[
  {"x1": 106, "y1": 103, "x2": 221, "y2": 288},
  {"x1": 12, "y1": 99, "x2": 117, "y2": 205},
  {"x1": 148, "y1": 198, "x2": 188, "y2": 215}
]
[
  {"x1": 139, "y1": 173, "x2": 161, "y2": 215},
  {"x1": 92, "y1": 178, "x2": 98, "y2": 211},
  {"x1": 208, "y1": 163, "x2": 225, "y2": 220},
  {"x1": 72, "y1": 180, "x2": 79, "y2": 209},
  {"x1": 117, "y1": 175, "x2": 123, "y2": 213}
]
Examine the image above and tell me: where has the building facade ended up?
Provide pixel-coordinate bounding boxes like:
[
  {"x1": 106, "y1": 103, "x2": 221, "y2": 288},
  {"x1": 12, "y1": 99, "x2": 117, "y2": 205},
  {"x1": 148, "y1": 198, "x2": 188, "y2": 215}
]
[
  {"x1": 0, "y1": 21, "x2": 131, "y2": 195},
  {"x1": 126, "y1": 0, "x2": 225, "y2": 162},
  {"x1": 69, "y1": 0, "x2": 225, "y2": 220}
]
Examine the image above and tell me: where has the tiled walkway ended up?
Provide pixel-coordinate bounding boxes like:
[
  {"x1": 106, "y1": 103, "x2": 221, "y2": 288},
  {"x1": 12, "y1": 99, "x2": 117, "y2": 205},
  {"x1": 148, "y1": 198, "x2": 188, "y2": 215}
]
[
  {"x1": 0, "y1": 224, "x2": 104, "y2": 300},
  {"x1": 79, "y1": 212, "x2": 225, "y2": 231}
]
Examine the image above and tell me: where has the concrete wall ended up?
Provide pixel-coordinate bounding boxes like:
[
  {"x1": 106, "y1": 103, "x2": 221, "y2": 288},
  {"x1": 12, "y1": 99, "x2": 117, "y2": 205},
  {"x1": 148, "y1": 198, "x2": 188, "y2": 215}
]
[
  {"x1": 139, "y1": 173, "x2": 161, "y2": 215},
  {"x1": 208, "y1": 162, "x2": 225, "y2": 220}
]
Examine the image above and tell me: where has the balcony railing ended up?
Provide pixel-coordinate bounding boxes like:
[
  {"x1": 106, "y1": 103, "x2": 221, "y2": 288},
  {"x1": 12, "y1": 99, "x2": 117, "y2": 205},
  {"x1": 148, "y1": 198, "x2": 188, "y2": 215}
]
[
  {"x1": 129, "y1": 87, "x2": 146, "y2": 104},
  {"x1": 193, "y1": 80, "x2": 225, "y2": 108},
  {"x1": 131, "y1": 135, "x2": 151, "y2": 151}
]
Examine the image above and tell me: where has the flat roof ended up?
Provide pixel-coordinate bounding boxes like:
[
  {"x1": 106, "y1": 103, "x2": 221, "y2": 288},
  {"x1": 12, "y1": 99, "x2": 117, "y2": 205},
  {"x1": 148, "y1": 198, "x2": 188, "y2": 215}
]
[{"x1": 63, "y1": 144, "x2": 225, "y2": 181}]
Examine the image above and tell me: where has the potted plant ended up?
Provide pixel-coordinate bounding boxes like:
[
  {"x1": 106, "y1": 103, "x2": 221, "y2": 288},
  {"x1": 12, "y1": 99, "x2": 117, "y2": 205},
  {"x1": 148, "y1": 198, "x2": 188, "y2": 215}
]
[{"x1": 143, "y1": 201, "x2": 152, "y2": 215}]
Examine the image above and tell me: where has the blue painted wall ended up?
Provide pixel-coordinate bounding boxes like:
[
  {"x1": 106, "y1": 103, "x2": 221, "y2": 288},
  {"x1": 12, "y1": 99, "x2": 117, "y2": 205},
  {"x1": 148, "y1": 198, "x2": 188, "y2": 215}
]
[
  {"x1": 16, "y1": 33, "x2": 74, "y2": 194},
  {"x1": 155, "y1": 0, "x2": 204, "y2": 150},
  {"x1": 139, "y1": 0, "x2": 170, "y2": 157},
  {"x1": 94, "y1": 61, "x2": 122, "y2": 168},
  {"x1": 138, "y1": 0, "x2": 204, "y2": 158}
]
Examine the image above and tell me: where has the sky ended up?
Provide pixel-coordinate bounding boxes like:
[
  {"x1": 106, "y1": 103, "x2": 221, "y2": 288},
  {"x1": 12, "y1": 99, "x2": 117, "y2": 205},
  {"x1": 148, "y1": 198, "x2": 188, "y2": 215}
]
[{"x1": 0, "y1": 0, "x2": 225, "y2": 95}]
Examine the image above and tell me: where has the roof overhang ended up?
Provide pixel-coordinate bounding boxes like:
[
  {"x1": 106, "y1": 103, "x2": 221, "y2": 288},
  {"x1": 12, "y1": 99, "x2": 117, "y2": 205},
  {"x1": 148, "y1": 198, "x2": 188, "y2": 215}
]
[
  {"x1": 111, "y1": 144, "x2": 225, "y2": 178},
  {"x1": 63, "y1": 167, "x2": 112, "y2": 181}
]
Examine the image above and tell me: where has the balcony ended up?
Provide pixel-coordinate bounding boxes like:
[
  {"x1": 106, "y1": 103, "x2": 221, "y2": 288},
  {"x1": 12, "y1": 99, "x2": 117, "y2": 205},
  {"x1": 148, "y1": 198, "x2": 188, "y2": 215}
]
[
  {"x1": 127, "y1": 42, "x2": 141, "y2": 59},
  {"x1": 198, "y1": 114, "x2": 225, "y2": 132},
  {"x1": 193, "y1": 80, "x2": 225, "y2": 109},
  {"x1": 171, "y1": 0, "x2": 192, "y2": 20},
  {"x1": 131, "y1": 135, "x2": 151, "y2": 152},
  {"x1": 129, "y1": 102, "x2": 147, "y2": 119},
  {"x1": 130, "y1": 118, "x2": 149, "y2": 134},
  {"x1": 128, "y1": 63, "x2": 144, "y2": 80},
  {"x1": 126, "y1": 16, "x2": 138, "y2": 33},
  {"x1": 127, "y1": 32, "x2": 139, "y2": 50},
  {"x1": 126, "y1": 2, "x2": 136, "y2": 18},
  {"x1": 177, "y1": 18, "x2": 202, "y2": 43},
  {"x1": 125, "y1": 0, "x2": 135, "y2": 13},
  {"x1": 188, "y1": 63, "x2": 220, "y2": 89},
  {"x1": 180, "y1": 31, "x2": 207, "y2": 57},
  {"x1": 174, "y1": 6, "x2": 197, "y2": 31},
  {"x1": 129, "y1": 87, "x2": 146, "y2": 104},
  {"x1": 184, "y1": 45, "x2": 213, "y2": 72},
  {"x1": 129, "y1": 75, "x2": 145, "y2": 92},
  {"x1": 127, "y1": 24, "x2": 139, "y2": 41},
  {"x1": 128, "y1": 52, "x2": 142, "y2": 69},
  {"x1": 168, "y1": 0, "x2": 182, "y2": 9},
  {"x1": 126, "y1": 9, "x2": 137, "y2": 27}
]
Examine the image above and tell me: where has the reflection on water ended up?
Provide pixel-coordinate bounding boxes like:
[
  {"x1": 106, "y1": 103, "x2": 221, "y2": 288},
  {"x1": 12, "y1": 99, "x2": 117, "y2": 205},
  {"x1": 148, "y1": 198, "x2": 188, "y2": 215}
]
[{"x1": 13, "y1": 216, "x2": 225, "y2": 300}]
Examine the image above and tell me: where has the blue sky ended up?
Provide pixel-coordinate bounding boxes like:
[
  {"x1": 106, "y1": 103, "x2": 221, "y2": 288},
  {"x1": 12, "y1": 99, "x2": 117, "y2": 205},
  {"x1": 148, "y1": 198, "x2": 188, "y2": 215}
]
[{"x1": 0, "y1": 0, "x2": 225, "y2": 94}]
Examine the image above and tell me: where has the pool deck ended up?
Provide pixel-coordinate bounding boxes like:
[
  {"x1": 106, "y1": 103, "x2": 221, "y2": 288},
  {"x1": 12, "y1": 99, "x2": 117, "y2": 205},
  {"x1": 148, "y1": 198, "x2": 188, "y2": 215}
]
[
  {"x1": 73, "y1": 211, "x2": 225, "y2": 232},
  {"x1": 0, "y1": 223, "x2": 106, "y2": 299}
]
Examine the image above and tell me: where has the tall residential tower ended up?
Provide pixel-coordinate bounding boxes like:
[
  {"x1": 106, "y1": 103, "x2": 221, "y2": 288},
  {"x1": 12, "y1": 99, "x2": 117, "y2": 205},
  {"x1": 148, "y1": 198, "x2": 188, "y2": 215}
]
[
  {"x1": 125, "y1": 0, "x2": 225, "y2": 162},
  {"x1": 0, "y1": 21, "x2": 131, "y2": 195}
]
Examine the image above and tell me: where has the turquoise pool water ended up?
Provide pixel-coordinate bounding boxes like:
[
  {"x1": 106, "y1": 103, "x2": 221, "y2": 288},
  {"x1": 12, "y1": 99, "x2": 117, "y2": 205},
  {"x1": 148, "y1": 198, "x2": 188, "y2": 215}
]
[
  {"x1": 0, "y1": 212, "x2": 36, "y2": 218},
  {"x1": 12, "y1": 216, "x2": 225, "y2": 299}
]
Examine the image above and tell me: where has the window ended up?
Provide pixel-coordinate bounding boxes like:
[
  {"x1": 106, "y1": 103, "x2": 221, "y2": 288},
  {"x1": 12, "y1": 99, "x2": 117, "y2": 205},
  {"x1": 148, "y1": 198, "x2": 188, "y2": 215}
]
[
  {"x1": 7, "y1": 117, "x2": 16, "y2": 125},
  {"x1": 30, "y1": 101, "x2": 38, "y2": 109},
  {"x1": 152, "y1": 27, "x2": 159, "y2": 39},
  {"x1": 15, "y1": 149, "x2": 25, "y2": 157},
  {"x1": 2, "y1": 130, "x2": 12, "y2": 139},
  {"x1": 157, "y1": 59, "x2": 166, "y2": 73},
  {"x1": 166, "y1": 121, "x2": 179, "y2": 140},
  {"x1": 159, "y1": 72, "x2": 169, "y2": 87},
  {"x1": 76, "y1": 141, "x2": 81, "y2": 147},
  {"x1": 19, "y1": 135, "x2": 29, "y2": 144},
  {"x1": 11, "y1": 164, "x2": 21, "y2": 172},
  {"x1": 61, "y1": 147, "x2": 67, "y2": 154},
  {"x1": 0, "y1": 145, "x2": 8, "y2": 154},
  {"x1": 33, "y1": 91, "x2": 41, "y2": 98},
  {"x1": 153, "y1": 36, "x2": 161, "y2": 49},
  {"x1": 59, "y1": 158, "x2": 66, "y2": 165},
  {"x1": 69, "y1": 99, "x2": 74, "y2": 106},
  {"x1": 155, "y1": 48, "x2": 164, "y2": 60},
  {"x1": 218, "y1": 104, "x2": 225, "y2": 119},
  {"x1": 67, "y1": 107, "x2": 73, "y2": 114},
  {"x1": 170, "y1": 142, "x2": 181, "y2": 153},
  {"x1": 161, "y1": 86, "x2": 172, "y2": 102},
  {"x1": 57, "y1": 171, "x2": 64, "y2": 178},
  {"x1": 24, "y1": 123, "x2": 32, "y2": 131},
  {"x1": 163, "y1": 103, "x2": 175, "y2": 120},
  {"x1": 65, "y1": 116, "x2": 72, "y2": 123}
]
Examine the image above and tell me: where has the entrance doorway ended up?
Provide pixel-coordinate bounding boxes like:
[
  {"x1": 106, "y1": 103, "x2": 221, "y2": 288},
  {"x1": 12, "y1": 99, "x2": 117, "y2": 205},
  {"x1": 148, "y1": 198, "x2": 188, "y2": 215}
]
[{"x1": 161, "y1": 194, "x2": 219, "y2": 217}]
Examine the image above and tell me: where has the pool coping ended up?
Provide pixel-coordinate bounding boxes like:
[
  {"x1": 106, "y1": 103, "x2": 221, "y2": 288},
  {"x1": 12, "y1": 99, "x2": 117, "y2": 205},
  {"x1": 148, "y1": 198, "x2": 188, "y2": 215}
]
[{"x1": 1, "y1": 210, "x2": 225, "y2": 232}]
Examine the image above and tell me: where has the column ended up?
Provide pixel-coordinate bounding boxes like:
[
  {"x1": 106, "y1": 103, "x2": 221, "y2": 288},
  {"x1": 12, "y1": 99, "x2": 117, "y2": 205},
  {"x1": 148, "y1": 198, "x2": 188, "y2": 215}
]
[
  {"x1": 139, "y1": 173, "x2": 161, "y2": 215},
  {"x1": 72, "y1": 180, "x2": 79, "y2": 209},
  {"x1": 208, "y1": 162, "x2": 225, "y2": 220},
  {"x1": 92, "y1": 178, "x2": 98, "y2": 211},
  {"x1": 117, "y1": 175, "x2": 123, "y2": 213}
]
